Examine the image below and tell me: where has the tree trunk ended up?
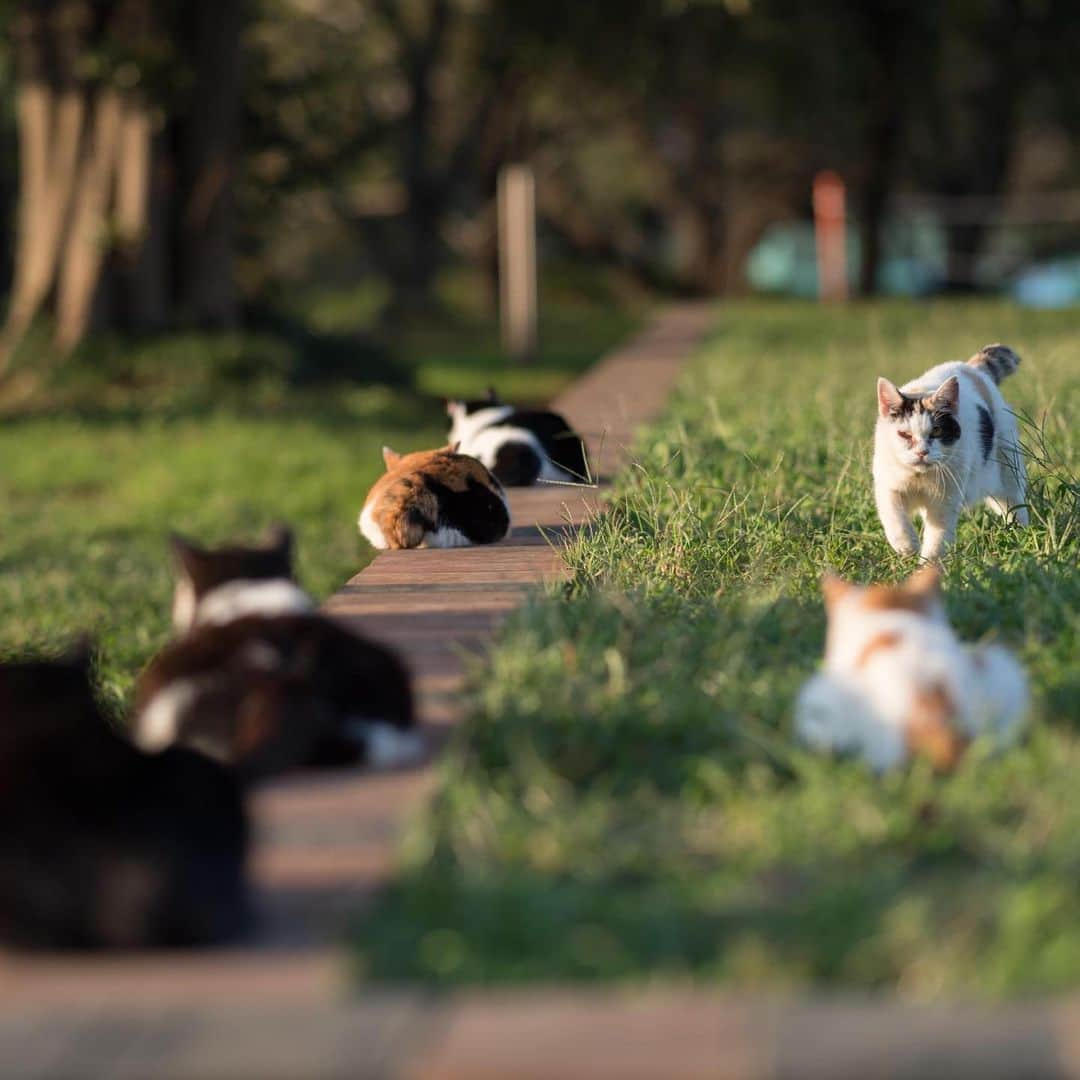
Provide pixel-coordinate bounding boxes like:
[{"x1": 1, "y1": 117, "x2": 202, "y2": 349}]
[
  {"x1": 175, "y1": 0, "x2": 245, "y2": 326},
  {"x1": 55, "y1": 89, "x2": 125, "y2": 351}
]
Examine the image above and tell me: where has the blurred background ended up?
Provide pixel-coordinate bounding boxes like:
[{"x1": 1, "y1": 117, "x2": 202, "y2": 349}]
[
  {"x1": 4, "y1": 0, "x2": 1080, "y2": 705},
  {"x1": 3, "y1": 0, "x2": 1080, "y2": 374}
]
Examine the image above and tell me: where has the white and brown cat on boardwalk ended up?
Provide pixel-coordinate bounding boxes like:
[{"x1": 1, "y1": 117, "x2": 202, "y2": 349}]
[
  {"x1": 359, "y1": 444, "x2": 510, "y2": 550},
  {"x1": 795, "y1": 567, "x2": 1027, "y2": 772},
  {"x1": 134, "y1": 526, "x2": 419, "y2": 781},
  {"x1": 874, "y1": 344, "x2": 1027, "y2": 561}
]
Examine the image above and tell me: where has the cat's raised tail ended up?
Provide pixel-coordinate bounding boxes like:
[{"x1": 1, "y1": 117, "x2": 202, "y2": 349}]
[{"x1": 966, "y1": 343, "x2": 1021, "y2": 385}]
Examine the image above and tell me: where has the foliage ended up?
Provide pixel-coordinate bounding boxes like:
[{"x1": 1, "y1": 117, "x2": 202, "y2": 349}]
[
  {"x1": 356, "y1": 300, "x2": 1080, "y2": 996},
  {"x1": 0, "y1": 267, "x2": 638, "y2": 715}
]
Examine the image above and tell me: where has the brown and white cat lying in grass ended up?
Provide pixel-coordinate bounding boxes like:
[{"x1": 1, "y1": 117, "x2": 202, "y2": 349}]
[
  {"x1": 874, "y1": 344, "x2": 1028, "y2": 561},
  {"x1": 795, "y1": 567, "x2": 1027, "y2": 772},
  {"x1": 359, "y1": 444, "x2": 510, "y2": 550},
  {"x1": 1, "y1": 648, "x2": 249, "y2": 947},
  {"x1": 133, "y1": 526, "x2": 420, "y2": 781}
]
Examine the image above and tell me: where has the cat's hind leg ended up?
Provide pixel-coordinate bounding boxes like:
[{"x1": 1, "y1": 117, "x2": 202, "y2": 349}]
[{"x1": 989, "y1": 415, "x2": 1029, "y2": 526}]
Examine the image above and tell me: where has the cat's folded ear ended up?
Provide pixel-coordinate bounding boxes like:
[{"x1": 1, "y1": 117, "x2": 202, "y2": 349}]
[
  {"x1": 906, "y1": 564, "x2": 941, "y2": 600},
  {"x1": 262, "y1": 522, "x2": 294, "y2": 562},
  {"x1": 876, "y1": 378, "x2": 904, "y2": 418},
  {"x1": 169, "y1": 533, "x2": 205, "y2": 579},
  {"x1": 821, "y1": 571, "x2": 852, "y2": 608},
  {"x1": 927, "y1": 375, "x2": 960, "y2": 413},
  {"x1": 382, "y1": 446, "x2": 402, "y2": 470},
  {"x1": 59, "y1": 634, "x2": 94, "y2": 672}
]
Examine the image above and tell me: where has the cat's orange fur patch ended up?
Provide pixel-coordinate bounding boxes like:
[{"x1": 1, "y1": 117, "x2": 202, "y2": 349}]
[
  {"x1": 855, "y1": 630, "x2": 902, "y2": 668},
  {"x1": 856, "y1": 565, "x2": 940, "y2": 614},
  {"x1": 905, "y1": 682, "x2": 966, "y2": 771},
  {"x1": 364, "y1": 447, "x2": 504, "y2": 550}
]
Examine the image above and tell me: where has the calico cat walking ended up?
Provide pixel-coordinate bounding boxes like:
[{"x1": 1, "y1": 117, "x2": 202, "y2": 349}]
[
  {"x1": 874, "y1": 344, "x2": 1028, "y2": 561},
  {"x1": 446, "y1": 389, "x2": 590, "y2": 486},
  {"x1": 795, "y1": 567, "x2": 1027, "y2": 772},
  {"x1": 0, "y1": 649, "x2": 249, "y2": 947},
  {"x1": 133, "y1": 527, "x2": 419, "y2": 780},
  {"x1": 359, "y1": 444, "x2": 510, "y2": 549}
]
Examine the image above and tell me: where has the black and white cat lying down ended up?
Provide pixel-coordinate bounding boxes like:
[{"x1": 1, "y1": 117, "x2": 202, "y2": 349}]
[
  {"x1": 133, "y1": 526, "x2": 421, "y2": 781},
  {"x1": 446, "y1": 389, "x2": 590, "y2": 486}
]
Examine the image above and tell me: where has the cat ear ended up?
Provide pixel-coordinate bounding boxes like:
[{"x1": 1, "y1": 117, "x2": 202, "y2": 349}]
[
  {"x1": 821, "y1": 572, "x2": 852, "y2": 609},
  {"x1": 382, "y1": 446, "x2": 402, "y2": 469},
  {"x1": 445, "y1": 399, "x2": 462, "y2": 418},
  {"x1": 927, "y1": 376, "x2": 960, "y2": 413},
  {"x1": 262, "y1": 522, "x2": 294, "y2": 563},
  {"x1": 169, "y1": 533, "x2": 205, "y2": 581},
  {"x1": 906, "y1": 564, "x2": 941, "y2": 602},
  {"x1": 486, "y1": 386, "x2": 500, "y2": 404},
  {"x1": 877, "y1": 378, "x2": 904, "y2": 418},
  {"x1": 58, "y1": 635, "x2": 94, "y2": 672},
  {"x1": 444, "y1": 441, "x2": 461, "y2": 453}
]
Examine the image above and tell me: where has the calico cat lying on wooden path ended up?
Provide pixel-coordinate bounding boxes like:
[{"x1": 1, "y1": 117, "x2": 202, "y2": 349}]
[{"x1": 359, "y1": 443, "x2": 510, "y2": 550}]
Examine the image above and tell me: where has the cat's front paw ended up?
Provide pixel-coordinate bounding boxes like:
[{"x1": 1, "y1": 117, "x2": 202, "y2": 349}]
[{"x1": 884, "y1": 530, "x2": 918, "y2": 556}]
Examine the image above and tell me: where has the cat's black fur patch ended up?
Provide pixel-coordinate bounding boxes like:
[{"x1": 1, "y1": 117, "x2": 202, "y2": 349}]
[
  {"x1": 891, "y1": 395, "x2": 961, "y2": 446},
  {"x1": 425, "y1": 475, "x2": 511, "y2": 544},
  {"x1": 172, "y1": 526, "x2": 293, "y2": 603},
  {"x1": 456, "y1": 390, "x2": 589, "y2": 483},
  {"x1": 977, "y1": 405, "x2": 995, "y2": 462},
  {"x1": 137, "y1": 614, "x2": 416, "y2": 782},
  {"x1": 929, "y1": 407, "x2": 961, "y2": 446},
  {"x1": 493, "y1": 441, "x2": 543, "y2": 486},
  {"x1": 0, "y1": 653, "x2": 249, "y2": 948}
]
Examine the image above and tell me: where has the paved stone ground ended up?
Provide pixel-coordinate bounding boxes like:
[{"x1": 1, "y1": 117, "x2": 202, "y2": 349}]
[{"x1": 3, "y1": 303, "x2": 1072, "y2": 1078}]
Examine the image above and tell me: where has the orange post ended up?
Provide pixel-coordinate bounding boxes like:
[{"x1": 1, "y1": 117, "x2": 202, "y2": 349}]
[{"x1": 813, "y1": 170, "x2": 848, "y2": 302}]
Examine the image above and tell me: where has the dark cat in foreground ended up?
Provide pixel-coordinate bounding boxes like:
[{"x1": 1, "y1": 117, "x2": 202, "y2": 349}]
[
  {"x1": 134, "y1": 526, "x2": 420, "y2": 780},
  {"x1": 0, "y1": 648, "x2": 249, "y2": 948}
]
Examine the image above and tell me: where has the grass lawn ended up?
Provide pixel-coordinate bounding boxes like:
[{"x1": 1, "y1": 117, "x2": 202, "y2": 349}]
[
  {"x1": 0, "y1": 267, "x2": 641, "y2": 715},
  {"x1": 356, "y1": 299, "x2": 1080, "y2": 999}
]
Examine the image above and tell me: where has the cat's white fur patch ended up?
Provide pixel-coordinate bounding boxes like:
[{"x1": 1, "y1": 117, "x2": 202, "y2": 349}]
[
  {"x1": 358, "y1": 501, "x2": 388, "y2": 549},
  {"x1": 450, "y1": 405, "x2": 578, "y2": 482},
  {"x1": 420, "y1": 526, "x2": 474, "y2": 548},
  {"x1": 134, "y1": 679, "x2": 203, "y2": 752},
  {"x1": 351, "y1": 721, "x2": 424, "y2": 769},
  {"x1": 795, "y1": 591, "x2": 1028, "y2": 771},
  {"x1": 194, "y1": 579, "x2": 314, "y2": 627},
  {"x1": 172, "y1": 579, "x2": 197, "y2": 632}
]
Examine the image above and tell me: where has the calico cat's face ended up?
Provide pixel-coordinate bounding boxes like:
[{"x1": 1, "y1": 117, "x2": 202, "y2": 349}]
[
  {"x1": 876, "y1": 376, "x2": 961, "y2": 473},
  {"x1": 170, "y1": 525, "x2": 295, "y2": 631}
]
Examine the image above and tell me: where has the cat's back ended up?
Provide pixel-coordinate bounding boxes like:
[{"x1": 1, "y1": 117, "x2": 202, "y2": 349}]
[{"x1": 362, "y1": 448, "x2": 509, "y2": 549}]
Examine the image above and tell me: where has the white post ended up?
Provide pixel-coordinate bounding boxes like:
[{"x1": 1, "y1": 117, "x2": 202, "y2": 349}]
[{"x1": 498, "y1": 164, "x2": 537, "y2": 363}]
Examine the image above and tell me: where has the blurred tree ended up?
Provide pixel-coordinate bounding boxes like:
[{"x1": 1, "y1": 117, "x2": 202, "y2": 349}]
[
  {"x1": 246, "y1": 0, "x2": 521, "y2": 315},
  {"x1": 0, "y1": 0, "x2": 246, "y2": 369}
]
